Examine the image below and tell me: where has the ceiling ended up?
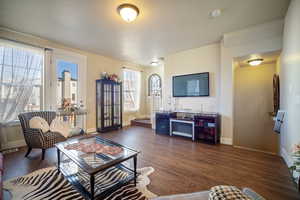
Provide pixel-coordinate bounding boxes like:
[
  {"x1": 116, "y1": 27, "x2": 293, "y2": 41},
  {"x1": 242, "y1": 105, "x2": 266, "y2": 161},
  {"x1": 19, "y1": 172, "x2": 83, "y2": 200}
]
[{"x1": 0, "y1": 0, "x2": 290, "y2": 66}]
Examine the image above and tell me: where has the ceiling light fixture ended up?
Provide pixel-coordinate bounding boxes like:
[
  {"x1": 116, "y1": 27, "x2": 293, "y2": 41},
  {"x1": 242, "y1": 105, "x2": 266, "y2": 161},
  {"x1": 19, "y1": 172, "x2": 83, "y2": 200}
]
[
  {"x1": 150, "y1": 61, "x2": 159, "y2": 66},
  {"x1": 248, "y1": 58, "x2": 264, "y2": 66},
  {"x1": 117, "y1": 3, "x2": 139, "y2": 22}
]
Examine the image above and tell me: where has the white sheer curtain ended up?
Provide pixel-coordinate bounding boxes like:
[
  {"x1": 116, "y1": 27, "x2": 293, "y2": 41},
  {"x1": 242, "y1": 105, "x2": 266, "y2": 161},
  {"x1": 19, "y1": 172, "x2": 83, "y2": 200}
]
[
  {"x1": 123, "y1": 68, "x2": 141, "y2": 111},
  {"x1": 0, "y1": 40, "x2": 44, "y2": 123}
]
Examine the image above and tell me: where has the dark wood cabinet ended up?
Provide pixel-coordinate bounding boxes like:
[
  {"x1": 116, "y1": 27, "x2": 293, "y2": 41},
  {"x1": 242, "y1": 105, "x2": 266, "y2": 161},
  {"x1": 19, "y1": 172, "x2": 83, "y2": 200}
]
[
  {"x1": 155, "y1": 112, "x2": 176, "y2": 135},
  {"x1": 155, "y1": 112, "x2": 220, "y2": 144},
  {"x1": 96, "y1": 79, "x2": 122, "y2": 132},
  {"x1": 194, "y1": 114, "x2": 220, "y2": 144}
]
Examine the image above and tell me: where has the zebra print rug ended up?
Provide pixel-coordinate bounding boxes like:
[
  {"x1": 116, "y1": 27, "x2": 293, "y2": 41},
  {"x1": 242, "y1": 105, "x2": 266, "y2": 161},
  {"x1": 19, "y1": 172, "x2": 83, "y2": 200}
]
[{"x1": 3, "y1": 166, "x2": 157, "y2": 200}]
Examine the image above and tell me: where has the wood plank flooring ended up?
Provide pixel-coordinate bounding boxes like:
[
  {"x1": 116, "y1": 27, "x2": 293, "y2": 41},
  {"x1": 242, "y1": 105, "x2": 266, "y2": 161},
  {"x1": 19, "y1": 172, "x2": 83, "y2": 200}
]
[{"x1": 3, "y1": 126, "x2": 299, "y2": 200}]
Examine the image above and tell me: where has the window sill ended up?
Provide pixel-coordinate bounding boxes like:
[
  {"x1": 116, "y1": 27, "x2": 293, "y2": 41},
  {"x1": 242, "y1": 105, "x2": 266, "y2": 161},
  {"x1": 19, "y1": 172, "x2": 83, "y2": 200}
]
[
  {"x1": 0, "y1": 120, "x2": 20, "y2": 127},
  {"x1": 124, "y1": 110, "x2": 139, "y2": 114}
]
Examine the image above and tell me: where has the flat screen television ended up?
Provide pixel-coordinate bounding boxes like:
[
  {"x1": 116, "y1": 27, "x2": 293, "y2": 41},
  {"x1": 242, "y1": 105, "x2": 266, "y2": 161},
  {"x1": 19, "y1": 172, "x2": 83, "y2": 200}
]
[{"x1": 173, "y1": 72, "x2": 209, "y2": 97}]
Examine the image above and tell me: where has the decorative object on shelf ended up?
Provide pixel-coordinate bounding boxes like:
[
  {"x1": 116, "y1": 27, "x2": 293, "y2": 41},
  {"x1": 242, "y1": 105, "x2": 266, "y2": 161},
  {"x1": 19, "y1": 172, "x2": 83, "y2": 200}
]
[
  {"x1": 100, "y1": 72, "x2": 121, "y2": 83},
  {"x1": 57, "y1": 98, "x2": 87, "y2": 131},
  {"x1": 60, "y1": 98, "x2": 79, "y2": 112},
  {"x1": 96, "y1": 79, "x2": 122, "y2": 132},
  {"x1": 290, "y1": 143, "x2": 300, "y2": 191}
]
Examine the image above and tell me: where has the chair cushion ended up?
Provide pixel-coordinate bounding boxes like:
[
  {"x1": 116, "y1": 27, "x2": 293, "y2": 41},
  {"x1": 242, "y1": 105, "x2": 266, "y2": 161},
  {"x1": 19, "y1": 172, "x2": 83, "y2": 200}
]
[
  {"x1": 43, "y1": 131, "x2": 66, "y2": 148},
  {"x1": 209, "y1": 185, "x2": 251, "y2": 200},
  {"x1": 50, "y1": 118, "x2": 72, "y2": 138},
  {"x1": 29, "y1": 116, "x2": 50, "y2": 133}
]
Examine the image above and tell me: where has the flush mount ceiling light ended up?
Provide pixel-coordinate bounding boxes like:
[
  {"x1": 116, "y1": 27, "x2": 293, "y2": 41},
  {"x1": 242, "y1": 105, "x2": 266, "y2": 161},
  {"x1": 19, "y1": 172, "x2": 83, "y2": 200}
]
[
  {"x1": 150, "y1": 61, "x2": 159, "y2": 66},
  {"x1": 117, "y1": 3, "x2": 139, "y2": 22},
  {"x1": 248, "y1": 58, "x2": 264, "y2": 66}
]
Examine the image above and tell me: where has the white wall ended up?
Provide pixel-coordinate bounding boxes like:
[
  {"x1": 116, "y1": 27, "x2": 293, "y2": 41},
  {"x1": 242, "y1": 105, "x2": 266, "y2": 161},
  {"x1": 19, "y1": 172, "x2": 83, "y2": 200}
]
[
  {"x1": 163, "y1": 43, "x2": 221, "y2": 112},
  {"x1": 279, "y1": 0, "x2": 300, "y2": 166}
]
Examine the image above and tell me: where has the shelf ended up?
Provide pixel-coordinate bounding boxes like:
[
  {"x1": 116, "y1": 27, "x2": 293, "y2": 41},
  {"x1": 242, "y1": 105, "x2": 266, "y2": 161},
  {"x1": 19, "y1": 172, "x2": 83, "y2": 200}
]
[
  {"x1": 59, "y1": 160, "x2": 134, "y2": 199},
  {"x1": 171, "y1": 131, "x2": 193, "y2": 138}
]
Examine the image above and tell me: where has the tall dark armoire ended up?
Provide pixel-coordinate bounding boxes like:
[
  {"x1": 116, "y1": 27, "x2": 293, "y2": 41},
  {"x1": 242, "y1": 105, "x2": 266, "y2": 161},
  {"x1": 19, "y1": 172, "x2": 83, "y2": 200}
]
[{"x1": 96, "y1": 79, "x2": 122, "y2": 132}]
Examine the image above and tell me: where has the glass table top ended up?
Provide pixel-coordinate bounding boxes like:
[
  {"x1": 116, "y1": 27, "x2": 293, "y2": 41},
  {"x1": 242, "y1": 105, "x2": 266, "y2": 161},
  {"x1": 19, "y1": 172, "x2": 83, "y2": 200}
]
[{"x1": 55, "y1": 135, "x2": 139, "y2": 174}]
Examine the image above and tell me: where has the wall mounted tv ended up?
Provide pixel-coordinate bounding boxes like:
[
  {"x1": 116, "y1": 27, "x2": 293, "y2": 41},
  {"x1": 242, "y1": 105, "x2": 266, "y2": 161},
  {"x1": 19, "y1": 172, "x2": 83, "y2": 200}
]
[{"x1": 173, "y1": 72, "x2": 209, "y2": 97}]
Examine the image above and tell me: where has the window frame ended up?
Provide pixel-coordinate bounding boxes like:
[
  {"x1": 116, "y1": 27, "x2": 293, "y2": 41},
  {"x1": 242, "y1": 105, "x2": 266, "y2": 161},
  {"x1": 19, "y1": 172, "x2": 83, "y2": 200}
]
[
  {"x1": 45, "y1": 49, "x2": 87, "y2": 111},
  {"x1": 122, "y1": 68, "x2": 141, "y2": 112},
  {"x1": 148, "y1": 73, "x2": 162, "y2": 96},
  {"x1": 0, "y1": 40, "x2": 44, "y2": 117}
]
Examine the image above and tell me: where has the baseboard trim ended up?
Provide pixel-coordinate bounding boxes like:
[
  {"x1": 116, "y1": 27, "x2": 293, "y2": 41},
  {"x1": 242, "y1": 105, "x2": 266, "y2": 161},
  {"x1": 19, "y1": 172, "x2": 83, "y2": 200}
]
[
  {"x1": 281, "y1": 147, "x2": 293, "y2": 167},
  {"x1": 86, "y1": 128, "x2": 97, "y2": 134},
  {"x1": 221, "y1": 137, "x2": 233, "y2": 145},
  {"x1": 1, "y1": 139, "x2": 26, "y2": 150},
  {"x1": 234, "y1": 145, "x2": 277, "y2": 155}
]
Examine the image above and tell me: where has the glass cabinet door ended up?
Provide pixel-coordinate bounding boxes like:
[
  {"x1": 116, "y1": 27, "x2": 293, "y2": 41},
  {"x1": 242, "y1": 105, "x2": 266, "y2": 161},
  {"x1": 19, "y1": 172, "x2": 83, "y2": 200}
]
[
  {"x1": 96, "y1": 82, "x2": 102, "y2": 129},
  {"x1": 113, "y1": 84, "x2": 121, "y2": 125},
  {"x1": 103, "y1": 83, "x2": 112, "y2": 128}
]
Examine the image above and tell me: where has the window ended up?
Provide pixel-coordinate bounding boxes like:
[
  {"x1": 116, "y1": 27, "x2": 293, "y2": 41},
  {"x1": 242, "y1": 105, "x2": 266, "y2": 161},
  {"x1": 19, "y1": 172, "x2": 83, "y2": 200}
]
[
  {"x1": 56, "y1": 60, "x2": 78, "y2": 107},
  {"x1": 123, "y1": 68, "x2": 141, "y2": 111},
  {"x1": 0, "y1": 40, "x2": 43, "y2": 122},
  {"x1": 148, "y1": 74, "x2": 161, "y2": 96}
]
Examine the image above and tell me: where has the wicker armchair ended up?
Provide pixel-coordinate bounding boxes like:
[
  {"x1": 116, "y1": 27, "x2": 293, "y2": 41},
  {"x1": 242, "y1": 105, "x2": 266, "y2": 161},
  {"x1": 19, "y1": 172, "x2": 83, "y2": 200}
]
[{"x1": 18, "y1": 111, "x2": 66, "y2": 160}]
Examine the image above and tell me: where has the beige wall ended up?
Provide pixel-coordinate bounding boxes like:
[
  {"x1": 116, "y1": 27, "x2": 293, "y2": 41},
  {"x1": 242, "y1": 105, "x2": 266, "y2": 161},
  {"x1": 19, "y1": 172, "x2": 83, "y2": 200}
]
[
  {"x1": 163, "y1": 43, "x2": 220, "y2": 112},
  {"x1": 162, "y1": 23, "x2": 283, "y2": 145},
  {"x1": 84, "y1": 53, "x2": 146, "y2": 128},
  {"x1": 279, "y1": 0, "x2": 300, "y2": 166},
  {"x1": 0, "y1": 28, "x2": 161, "y2": 149},
  {"x1": 234, "y1": 63, "x2": 278, "y2": 154},
  {"x1": 0, "y1": 18, "x2": 287, "y2": 148},
  {"x1": 220, "y1": 20, "x2": 283, "y2": 144}
]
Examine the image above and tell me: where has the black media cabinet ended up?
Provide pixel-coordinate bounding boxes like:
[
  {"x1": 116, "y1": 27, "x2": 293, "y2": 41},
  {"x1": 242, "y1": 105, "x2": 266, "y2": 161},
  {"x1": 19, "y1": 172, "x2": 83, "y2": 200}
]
[{"x1": 155, "y1": 112, "x2": 220, "y2": 144}]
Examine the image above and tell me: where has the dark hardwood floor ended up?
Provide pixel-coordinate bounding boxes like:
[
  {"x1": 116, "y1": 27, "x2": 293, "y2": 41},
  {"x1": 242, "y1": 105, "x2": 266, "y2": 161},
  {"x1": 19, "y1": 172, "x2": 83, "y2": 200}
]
[{"x1": 3, "y1": 126, "x2": 299, "y2": 200}]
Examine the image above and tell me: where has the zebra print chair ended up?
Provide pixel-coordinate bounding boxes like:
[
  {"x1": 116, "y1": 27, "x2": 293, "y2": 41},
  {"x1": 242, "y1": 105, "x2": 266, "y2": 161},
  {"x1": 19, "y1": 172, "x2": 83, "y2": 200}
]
[{"x1": 18, "y1": 111, "x2": 66, "y2": 160}]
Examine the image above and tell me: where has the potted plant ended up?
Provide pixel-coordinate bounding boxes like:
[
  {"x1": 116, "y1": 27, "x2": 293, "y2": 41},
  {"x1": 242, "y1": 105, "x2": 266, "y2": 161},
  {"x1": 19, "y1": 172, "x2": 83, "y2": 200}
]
[{"x1": 290, "y1": 144, "x2": 300, "y2": 189}]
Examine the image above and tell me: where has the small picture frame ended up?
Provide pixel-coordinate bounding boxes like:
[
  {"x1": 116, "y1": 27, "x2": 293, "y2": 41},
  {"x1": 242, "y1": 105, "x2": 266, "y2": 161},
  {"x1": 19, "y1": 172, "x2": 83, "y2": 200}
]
[{"x1": 273, "y1": 110, "x2": 285, "y2": 133}]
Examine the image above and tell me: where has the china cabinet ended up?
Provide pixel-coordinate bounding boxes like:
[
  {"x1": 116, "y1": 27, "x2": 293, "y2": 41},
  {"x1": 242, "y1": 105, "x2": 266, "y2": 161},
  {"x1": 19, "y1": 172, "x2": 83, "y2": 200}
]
[{"x1": 96, "y1": 79, "x2": 122, "y2": 132}]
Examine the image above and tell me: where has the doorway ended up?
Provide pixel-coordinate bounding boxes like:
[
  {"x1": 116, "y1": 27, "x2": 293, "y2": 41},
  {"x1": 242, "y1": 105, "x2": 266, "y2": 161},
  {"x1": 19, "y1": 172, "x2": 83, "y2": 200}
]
[
  {"x1": 233, "y1": 51, "x2": 280, "y2": 154},
  {"x1": 44, "y1": 49, "x2": 87, "y2": 130}
]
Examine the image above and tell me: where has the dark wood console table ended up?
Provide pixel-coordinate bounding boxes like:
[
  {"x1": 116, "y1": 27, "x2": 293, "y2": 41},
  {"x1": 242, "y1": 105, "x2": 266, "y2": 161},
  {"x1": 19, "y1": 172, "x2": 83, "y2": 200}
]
[{"x1": 156, "y1": 111, "x2": 220, "y2": 144}]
